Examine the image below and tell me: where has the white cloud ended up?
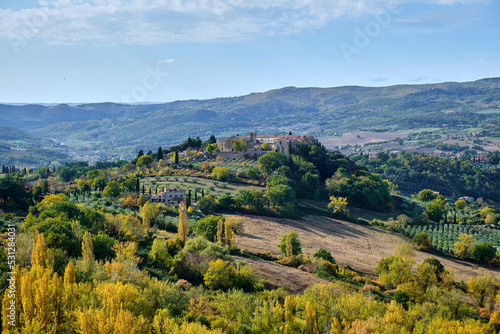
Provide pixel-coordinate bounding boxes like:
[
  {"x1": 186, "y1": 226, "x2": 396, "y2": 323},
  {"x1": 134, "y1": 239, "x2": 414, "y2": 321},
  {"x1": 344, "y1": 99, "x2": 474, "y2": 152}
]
[{"x1": 0, "y1": 0, "x2": 489, "y2": 45}]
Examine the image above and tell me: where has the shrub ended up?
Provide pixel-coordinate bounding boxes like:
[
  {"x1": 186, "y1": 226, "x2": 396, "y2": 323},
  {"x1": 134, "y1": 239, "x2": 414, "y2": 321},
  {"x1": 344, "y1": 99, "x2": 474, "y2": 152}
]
[
  {"x1": 313, "y1": 248, "x2": 335, "y2": 263},
  {"x1": 472, "y1": 242, "x2": 497, "y2": 264},
  {"x1": 413, "y1": 232, "x2": 432, "y2": 251}
]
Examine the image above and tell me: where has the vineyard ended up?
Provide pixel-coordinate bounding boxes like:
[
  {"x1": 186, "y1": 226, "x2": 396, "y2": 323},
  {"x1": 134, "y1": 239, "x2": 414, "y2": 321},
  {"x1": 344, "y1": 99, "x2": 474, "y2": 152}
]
[
  {"x1": 403, "y1": 223, "x2": 500, "y2": 254},
  {"x1": 190, "y1": 157, "x2": 260, "y2": 176}
]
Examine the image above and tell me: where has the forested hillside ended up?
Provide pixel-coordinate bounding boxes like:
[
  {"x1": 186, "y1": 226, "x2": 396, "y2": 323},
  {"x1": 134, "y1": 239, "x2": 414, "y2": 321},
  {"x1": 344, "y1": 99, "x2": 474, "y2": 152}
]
[{"x1": 0, "y1": 78, "x2": 499, "y2": 163}]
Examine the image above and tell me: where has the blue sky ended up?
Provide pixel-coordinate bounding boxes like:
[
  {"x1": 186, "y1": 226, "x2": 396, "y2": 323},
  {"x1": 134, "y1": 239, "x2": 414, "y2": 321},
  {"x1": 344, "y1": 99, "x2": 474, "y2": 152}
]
[{"x1": 1, "y1": 0, "x2": 499, "y2": 103}]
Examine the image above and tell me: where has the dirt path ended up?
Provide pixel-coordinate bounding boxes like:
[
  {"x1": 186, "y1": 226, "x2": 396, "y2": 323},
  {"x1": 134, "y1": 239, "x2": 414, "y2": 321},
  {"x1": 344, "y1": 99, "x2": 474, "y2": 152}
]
[{"x1": 233, "y1": 214, "x2": 500, "y2": 282}]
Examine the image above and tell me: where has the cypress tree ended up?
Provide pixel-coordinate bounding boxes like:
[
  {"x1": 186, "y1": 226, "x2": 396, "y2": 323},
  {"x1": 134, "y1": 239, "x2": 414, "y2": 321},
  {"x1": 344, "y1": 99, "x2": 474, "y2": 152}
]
[
  {"x1": 177, "y1": 202, "x2": 188, "y2": 244},
  {"x1": 142, "y1": 184, "x2": 145, "y2": 194},
  {"x1": 137, "y1": 150, "x2": 144, "y2": 158},
  {"x1": 136, "y1": 178, "x2": 140, "y2": 192},
  {"x1": 207, "y1": 134, "x2": 217, "y2": 144},
  {"x1": 175, "y1": 149, "x2": 179, "y2": 164},
  {"x1": 187, "y1": 189, "x2": 191, "y2": 206},
  {"x1": 157, "y1": 147, "x2": 163, "y2": 160}
]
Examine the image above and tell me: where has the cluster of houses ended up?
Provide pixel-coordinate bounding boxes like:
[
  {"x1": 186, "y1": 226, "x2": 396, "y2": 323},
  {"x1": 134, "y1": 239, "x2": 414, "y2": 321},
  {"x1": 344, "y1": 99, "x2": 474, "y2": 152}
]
[{"x1": 144, "y1": 132, "x2": 316, "y2": 205}]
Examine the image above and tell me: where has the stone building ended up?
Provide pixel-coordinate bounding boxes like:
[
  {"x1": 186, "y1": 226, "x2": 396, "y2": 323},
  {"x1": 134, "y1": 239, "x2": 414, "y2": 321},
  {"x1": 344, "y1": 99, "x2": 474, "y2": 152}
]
[
  {"x1": 148, "y1": 187, "x2": 186, "y2": 205},
  {"x1": 216, "y1": 132, "x2": 316, "y2": 157}
]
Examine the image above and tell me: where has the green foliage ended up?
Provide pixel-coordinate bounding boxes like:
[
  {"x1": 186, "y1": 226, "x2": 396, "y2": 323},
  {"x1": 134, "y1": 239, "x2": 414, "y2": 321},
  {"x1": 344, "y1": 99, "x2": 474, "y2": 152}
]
[
  {"x1": 313, "y1": 248, "x2": 335, "y2": 263},
  {"x1": 413, "y1": 232, "x2": 432, "y2": 251},
  {"x1": 211, "y1": 167, "x2": 231, "y2": 181},
  {"x1": 102, "y1": 181, "x2": 122, "y2": 198},
  {"x1": 246, "y1": 167, "x2": 261, "y2": 180},
  {"x1": 426, "y1": 198, "x2": 447, "y2": 222},
  {"x1": 325, "y1": 169, "x2": 390, "y2": 212},
  {"x1": 357, "y1": 152, "x2": 500, "y2": 202},
  {"x1": 265, "y1": 175, "x2": 293, "y2": 189},
  {"x1": 418, "y1": 189, "x2": 438, "y2": 202},
  {"x1": 137, "y1": 154, "x2": 154, "y2": 167},
  {"x1": 472, "y1": 242, "x2": 496, "y2": 264},
  {"x1": 392, "y1": 290, "x2": 410, "y2": 310},
  {"x1": 258, "y1": 151, "x2": 288, "y2": 174},
  {"x1": 194, "y1": 216, "x2": 224, "y2": 241},
  {"x1": 197, "y1": 196, "x2": 217, "y2": 215},
  {"x1": 278, "y1": 231, "x2": 302, "y2": 257},
  {"x1": 233, "y1": 138, "x2": 250, "y2": 151}
]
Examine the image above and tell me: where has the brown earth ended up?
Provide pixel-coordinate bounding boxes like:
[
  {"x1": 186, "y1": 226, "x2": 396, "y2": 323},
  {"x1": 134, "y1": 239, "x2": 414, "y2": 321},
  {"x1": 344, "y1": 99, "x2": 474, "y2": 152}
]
[
  {"x1": 231, "y1": 255, "x2": 328, "y2": 293},
  {"x1": 232, "y1": 214, "x2": 500, "y2": 282}
]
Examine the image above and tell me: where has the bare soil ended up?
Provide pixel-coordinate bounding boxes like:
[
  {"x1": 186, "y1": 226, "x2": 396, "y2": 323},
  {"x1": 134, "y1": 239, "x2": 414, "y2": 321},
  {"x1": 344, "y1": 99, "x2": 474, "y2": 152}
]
[
  {"x1": 233, "y1": 214, "x2": 500, "y2": 282},
  {"x1": 231, "y1": 255, "x2": 328, "y2": 293}
]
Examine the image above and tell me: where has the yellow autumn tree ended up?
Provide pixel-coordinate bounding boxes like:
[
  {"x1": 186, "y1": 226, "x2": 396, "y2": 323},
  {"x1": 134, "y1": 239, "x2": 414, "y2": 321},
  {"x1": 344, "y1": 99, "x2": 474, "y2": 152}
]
[
  {"x1": 305, "y1": 301, "x2": 318, "y2": 334},
  {"x1": 177, "y1": 201, "x2": 189, "y2": 243}
]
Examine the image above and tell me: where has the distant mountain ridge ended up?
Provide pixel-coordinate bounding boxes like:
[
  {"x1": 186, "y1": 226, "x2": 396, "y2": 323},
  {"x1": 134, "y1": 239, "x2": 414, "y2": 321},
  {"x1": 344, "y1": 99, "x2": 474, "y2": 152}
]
[{"x1": 0, "y1": 77, "x2": 499, "y2": 163}]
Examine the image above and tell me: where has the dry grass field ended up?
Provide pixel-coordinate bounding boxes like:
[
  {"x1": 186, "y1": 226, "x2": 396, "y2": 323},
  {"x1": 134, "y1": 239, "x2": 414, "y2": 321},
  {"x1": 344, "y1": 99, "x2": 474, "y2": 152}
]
[
  {"x1": 232, "y1": 214, "x2": 500, "y2": 282},
  {"x1": 319, "y1": 131, "x2": 413, "y2": 149},
  {"x1": 232, "y1": 255, "x2": 328, "y2": 293}
]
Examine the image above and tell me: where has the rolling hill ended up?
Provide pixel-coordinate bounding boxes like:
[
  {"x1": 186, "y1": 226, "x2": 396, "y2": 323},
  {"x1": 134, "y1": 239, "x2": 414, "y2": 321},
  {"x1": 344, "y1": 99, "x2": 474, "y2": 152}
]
[{"x1": 0, "y1": 77, "x2": 499, "y2": 163}]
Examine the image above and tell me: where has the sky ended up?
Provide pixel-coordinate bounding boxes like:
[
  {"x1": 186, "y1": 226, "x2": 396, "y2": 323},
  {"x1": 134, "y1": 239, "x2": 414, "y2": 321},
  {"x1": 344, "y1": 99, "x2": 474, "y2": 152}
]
[{"x1": 0, "y1": 0, "x2": 499, "y2": 104}]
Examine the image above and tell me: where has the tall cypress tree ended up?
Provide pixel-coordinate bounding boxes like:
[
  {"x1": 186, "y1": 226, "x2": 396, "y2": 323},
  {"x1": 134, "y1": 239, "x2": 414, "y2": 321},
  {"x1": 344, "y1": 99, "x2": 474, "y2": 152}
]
[
  {"x1": 175, "y1": 149, "x2": 179, "y2": 164},
  {"x1": 137, "y1": 150, "x2": 144, "y2": 158},
  {"x1": 157, "y1": 147, "x2": 163, "y2": 160},
  {"x1": 207, "y1": 134, "x2": 217, "y2": 144},
  {"x1": 136, "y1": 178, "x2": 140, "y2": 192},
  {"x1": 187, "y1": 190, "x2": 191, "y2": 206}
]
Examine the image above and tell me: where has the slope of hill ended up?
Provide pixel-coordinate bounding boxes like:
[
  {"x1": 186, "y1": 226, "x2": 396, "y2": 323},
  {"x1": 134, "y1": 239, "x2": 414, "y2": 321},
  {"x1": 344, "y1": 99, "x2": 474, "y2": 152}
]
[
  {"x1": 234, "y1": 214, "x2": 499, "y2": 282},
  {"x1": 1, "y1": 77, "x2": 499, "y2": 161},
  {"x1": 0, "y1": 127, "x2": 69, "y2": 167}
]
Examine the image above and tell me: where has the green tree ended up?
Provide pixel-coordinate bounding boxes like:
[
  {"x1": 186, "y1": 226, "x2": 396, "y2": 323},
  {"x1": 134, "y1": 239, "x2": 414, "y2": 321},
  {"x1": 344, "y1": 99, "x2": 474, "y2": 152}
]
[
  {"x1": 246, "y1": 167, "x2": 261, "y2": 180},
  {"x1": 233, "y1": 138, "x2": 249, "y2": 151},
  {"x1": 137, "y1": 150, "x2": 144, "y2": 158},
  {"x1": 313, "y1": 248, "x2": 335, "y2": 263},
  {"x1": 207, "y1": 134, "x2": 217, "y2": 144},
  {"x1": 418, "y1": 189, "x2": 438, "y2": 202},
  {"x1": 454, "y1": 199, "x2": 466, "y2": 210},
  {"x1": 211, "y1": 167, "x2": 231, "y2": 181},
  {"x1": 472, "y1": 243, "x2": 496, "y2": 264},
  {"x1": 102, "y1": 181, "x2": 121, "y2": 198},
  {"x1": 206, "y1": 143, "x2": 217, "y2": 154},
  {"x1": 157, "y1": 147, "x2": 163, "y2": 160},
  {"x1": 197, "y1": 196, "x2": 217, "y2": 215},
  {"x1": 266, "y1": 184, "x2": 295, "y2": 208},
  {"x1": 261, "y1": 142, "x2": 271, "y2": 150},
  {"x1": 258, "y1": 151, "x2": 288, "y2": 174},
  {"x1": 194, "y1": 215, "x2": 224, "y2": 241},
  {"x1": 278, "y1": 231, "x2": 301, "y2": 257},
  {"x1": 204, "y1": 259, "x2": 237, "y2": 290},
  {"x1": 413, "y1": 232, "x2": 432, "y2": 251},
  {"x1": 137, "y1": 155, "x2": 153, "y2": 167},
  {"x1": 426, "y1": 197, "x2": 447, "y2": 222}
]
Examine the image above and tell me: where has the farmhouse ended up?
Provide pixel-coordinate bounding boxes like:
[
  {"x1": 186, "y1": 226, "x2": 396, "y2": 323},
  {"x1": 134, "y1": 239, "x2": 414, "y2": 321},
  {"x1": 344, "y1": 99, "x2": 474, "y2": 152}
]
[
  {"x1": 217, "y1": 132, "x2": 317, "y2": 157},
  {"x1": 148, "y1": 187, "x2": 186, "y2": 205}
]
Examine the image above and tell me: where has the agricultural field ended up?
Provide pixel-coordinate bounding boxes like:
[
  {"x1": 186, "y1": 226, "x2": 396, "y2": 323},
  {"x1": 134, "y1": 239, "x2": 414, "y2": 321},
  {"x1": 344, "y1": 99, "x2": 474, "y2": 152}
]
[
  {"x1": 404, "y1": 223, "x2": 500, "y2": 254},
  {"x1": 233, "y1": 214, "x2": 500, "y2": 281},
  {"x1": 190, "y1": 157, "x2": 260, "y2": 175},
  {"x1": 319, "y1": 130, "x2": 413, "y2": 149},
  {"x1": 140, "y1": 174, "x2": 265, "y2": 198}
]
